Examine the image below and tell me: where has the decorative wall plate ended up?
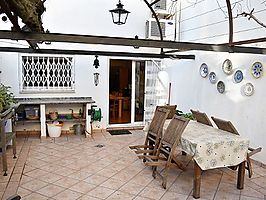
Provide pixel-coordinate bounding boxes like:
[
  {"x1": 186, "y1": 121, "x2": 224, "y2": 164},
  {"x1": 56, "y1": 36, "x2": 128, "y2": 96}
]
[
  {"x1": 251, "y1": 62, "x2": 263, "y2": 78},
  {"x1": 217, "y1": 81, "x2": 225, "y2": 93},
  {"x1": 209, "y1": 72, "x2": 217, "y2": 84},
  {"x1": 243, "y1": 83, "x2": 254, "y2": 96},
  {"x1": 222, "y1": 59, "x2": 233, "y2": 75},
  {"x1": 234, "y1": 70, "x2": 243, "y2": 83},
  {"x1": 199, "y1": 63, "x2": 208, "y2": 78}
]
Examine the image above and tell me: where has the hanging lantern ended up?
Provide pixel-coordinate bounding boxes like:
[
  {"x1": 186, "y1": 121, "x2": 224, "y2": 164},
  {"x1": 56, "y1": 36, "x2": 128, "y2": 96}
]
[
  {"x1": 93, "y1": 72, "x2": 100, "y2": 86},
  {"x1": 109, "y1": 0, "x2": 130, "y2": 25}
]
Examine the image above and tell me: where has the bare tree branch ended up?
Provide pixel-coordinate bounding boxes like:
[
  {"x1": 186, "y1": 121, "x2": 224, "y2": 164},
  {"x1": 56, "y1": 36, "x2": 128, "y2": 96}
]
[{"x1": 237, "y1": 8, "x2": 266, "y2": 28}]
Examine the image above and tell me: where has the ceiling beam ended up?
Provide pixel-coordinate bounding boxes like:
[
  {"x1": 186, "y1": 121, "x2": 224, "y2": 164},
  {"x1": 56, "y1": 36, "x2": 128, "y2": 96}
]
[
  {"x1": 0, "y1": 46, "x2": 195, "y2": 59},
  {"x1": 0, "y1": 30, "x2": 265, "y2": 54},
  {"x1": 222, "y1": 37, "x2": 266, "y2": 46}
]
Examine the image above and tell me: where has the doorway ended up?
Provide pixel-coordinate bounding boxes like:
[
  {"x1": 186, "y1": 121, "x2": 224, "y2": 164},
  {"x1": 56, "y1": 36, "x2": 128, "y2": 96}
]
[{"x1": 109, "y1": 60, "x2": 132, "y2": 124}]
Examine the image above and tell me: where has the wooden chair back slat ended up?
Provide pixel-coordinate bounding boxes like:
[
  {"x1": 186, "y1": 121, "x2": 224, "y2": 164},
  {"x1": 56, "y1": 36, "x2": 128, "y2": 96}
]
[
  {"x1": 162, "y1": 115, "x2": 189, "y2": 148},
  {"x1": 190, "y1": 109, "x2": 212, "y2": 126},
  {"x1": 211, "y1": 116, "x2": 239, "y2": 135},
  {"x1": 149, "y1": 107, "x2": 170, "y2": 137},
  {"x1": 156, "y1": 105, "x2": 177, "y2": 119}
]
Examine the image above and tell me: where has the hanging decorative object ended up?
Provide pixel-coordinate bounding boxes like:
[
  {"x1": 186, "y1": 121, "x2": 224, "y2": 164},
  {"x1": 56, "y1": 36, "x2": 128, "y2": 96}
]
[
  {"x1": 243, "y1": 83, "x2": 254, "y2": 96},
  {"x1": 251, "y1": 61, "x2": 263, "y2": 79},
  {"x1": 209, "y1": 72, "x2": 217, "y2": 84},
  {"x1": 93, "y1": 72, "x2": 100, "y2": 86},
  {"x1": 109, "y1": 0, "x2": 130, "y2": 25},
  {"x1": 199, "y1": 63, "x2": 208, "y2": 78},
  {"x1": 217, "y1": 81, "x2": 225, "y2": 94},
  {"x1": 222, "y1": 59, "x2": 233, "y2": 75},
  {"x1": 93, "y1": 55, "x2": 100, "y2": 69},
  {"x1": 233, "y1": 70, "x2": 244, "y2": 83}
]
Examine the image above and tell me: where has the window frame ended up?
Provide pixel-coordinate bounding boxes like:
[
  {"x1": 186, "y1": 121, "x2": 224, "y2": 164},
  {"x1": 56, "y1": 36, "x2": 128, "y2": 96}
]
[{"x1": 19, "y1": 54, "x2": 75, "y2": 94}]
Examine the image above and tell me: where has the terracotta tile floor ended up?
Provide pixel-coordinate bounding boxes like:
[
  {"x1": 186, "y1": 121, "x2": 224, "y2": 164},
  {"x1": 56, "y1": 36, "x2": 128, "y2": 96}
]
[{"x1": 1, "y1": 130, "x2": 266, "y2": 200}]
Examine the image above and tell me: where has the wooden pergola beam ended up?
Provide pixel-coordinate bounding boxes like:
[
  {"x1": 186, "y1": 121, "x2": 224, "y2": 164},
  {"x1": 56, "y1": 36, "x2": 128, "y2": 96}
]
[
  {"x1": 0, "y1": 46, "x2": 196, "y2": 59},
  {"x1": 0, "y1": 30, "x2": 265, "y2": 54}
]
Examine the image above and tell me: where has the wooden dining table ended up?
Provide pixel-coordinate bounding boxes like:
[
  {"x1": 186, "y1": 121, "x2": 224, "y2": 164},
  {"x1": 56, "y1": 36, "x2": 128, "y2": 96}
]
[
  {"x1": 109, "y1": 95, "x2": 129, "y2": 118},
  {"x1": 163, "y1": 119, "x2": 250, "y2": 199}
]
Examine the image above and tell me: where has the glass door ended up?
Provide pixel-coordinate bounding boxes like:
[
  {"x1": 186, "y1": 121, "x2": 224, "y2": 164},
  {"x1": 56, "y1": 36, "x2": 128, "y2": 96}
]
[{"x1": 109, "y1": 59, "x2": 132, "y2": 124}]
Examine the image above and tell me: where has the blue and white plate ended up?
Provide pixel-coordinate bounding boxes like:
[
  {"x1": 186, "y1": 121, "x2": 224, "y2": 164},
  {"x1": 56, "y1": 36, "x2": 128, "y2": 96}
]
[
  {"x1": 222, "y1": 59, "x2": 233, "y2": 75},
  {"x1": 217, "y1": 81, "x2": 225, "y2": 94},
  {"x1": 199, "y1": 63, "x2": 208, "y2": 78},
  {"x1": 209, "y1": 72, "x2": 217, "y2": 84},
  {"x1": 234, "y1": 70, "x2": 243, "y2": 83},
  {"x1": 251, "y1": 62, "x2": 263, "y2": 78}
]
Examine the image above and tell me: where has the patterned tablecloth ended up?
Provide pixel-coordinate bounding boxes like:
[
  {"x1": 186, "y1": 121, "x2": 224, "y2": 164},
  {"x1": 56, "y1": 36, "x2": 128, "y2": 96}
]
[{"x1": 163, "y1": 120, "x2": 250, "y2": 170}]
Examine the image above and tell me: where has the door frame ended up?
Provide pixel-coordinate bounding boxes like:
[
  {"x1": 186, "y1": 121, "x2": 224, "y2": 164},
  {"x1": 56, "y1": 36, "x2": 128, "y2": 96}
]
[{"x1": 107, "y1": 58, "x2": 146, "y2": 128}]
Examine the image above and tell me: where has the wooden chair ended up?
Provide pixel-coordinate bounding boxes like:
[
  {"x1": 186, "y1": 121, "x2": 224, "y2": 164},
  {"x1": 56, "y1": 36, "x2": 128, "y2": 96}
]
[
  {"x1": 129, "y1": 107, "x2": 170, "y2": 158},
  {"x1": 139, "y1": 115, "x2": 189, "y2": 189},
  {"x1": 109, "y1": 95, "x2": 119, "y2": 118},
  {"x1": 211, "y1": 116, "x2": 262, "y2": 178},
  {"x1": 0, "y1": 108, "x2": 17, "y2": 176},
  {"x1": 156, "y1": 105, "x2": 177, "y2": 119},
  {"x1": 190, "y1": 109, "x2": 212, "y2": 126}
]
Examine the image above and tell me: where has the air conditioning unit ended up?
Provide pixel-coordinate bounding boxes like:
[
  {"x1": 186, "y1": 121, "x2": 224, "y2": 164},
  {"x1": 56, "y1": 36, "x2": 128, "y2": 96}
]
[
  {"x1": 153, "y1": 0, "x2": 172, "y2": 16},
  {"x1": 145, "y1": 18, "x2": 175, "y2": 40}
]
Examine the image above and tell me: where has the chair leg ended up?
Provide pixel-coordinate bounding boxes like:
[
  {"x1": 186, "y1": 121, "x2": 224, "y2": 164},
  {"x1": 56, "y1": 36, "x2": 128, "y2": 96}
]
[
  {"x1": 162, "y1": 166, "x2": 169, "y2": 189},
  {"x1": 246, "y1": 156, "x2": 253, "y2": 178},
  {"x1": 152, "y1": 166, "x2": 157, "y2": 178},
  {"x1": 2, "y1": 148, "x2": 8, "y2": 176},
  {"x1": 12, "y1": 137, "x2": 17, "y2": 159}
]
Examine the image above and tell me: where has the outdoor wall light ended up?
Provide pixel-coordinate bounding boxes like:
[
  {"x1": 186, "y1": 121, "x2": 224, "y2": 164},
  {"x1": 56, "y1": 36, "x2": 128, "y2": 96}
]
[
  {"x1": 93, "y1": 55, "x2": 100, "y2": 69},
  {"x1": 109, "y1": 0, "x2": 130, "y2": 25},
  {"x1": 93, "y1": 72, "x2": 100, "y2": 86}
]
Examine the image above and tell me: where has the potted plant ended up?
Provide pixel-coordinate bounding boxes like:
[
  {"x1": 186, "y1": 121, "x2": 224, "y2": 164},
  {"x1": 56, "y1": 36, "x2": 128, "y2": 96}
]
[{"x1": 0, "y1": 84, "x2": 16, "y2": 113}]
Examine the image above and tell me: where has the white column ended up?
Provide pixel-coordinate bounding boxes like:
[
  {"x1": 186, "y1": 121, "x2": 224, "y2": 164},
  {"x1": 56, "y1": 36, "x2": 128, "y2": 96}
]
[{"x1": 40, "y1": 104, "x2": 46, "y2": 138}]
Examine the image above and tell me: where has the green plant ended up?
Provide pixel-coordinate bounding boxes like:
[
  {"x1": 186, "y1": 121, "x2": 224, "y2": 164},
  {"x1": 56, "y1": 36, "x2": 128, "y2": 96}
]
[
  {"x1": 0, "y1": 84, "x2": 16, "y2": 112},
  {"x1": 176, "y1": 109, "x2": 195, "y2": 120}
]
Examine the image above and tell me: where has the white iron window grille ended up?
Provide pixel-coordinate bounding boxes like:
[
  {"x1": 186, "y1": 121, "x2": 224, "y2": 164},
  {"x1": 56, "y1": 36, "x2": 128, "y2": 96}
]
[{"x1": 21, "y1": 55, "x2": 75, "y2": 93}]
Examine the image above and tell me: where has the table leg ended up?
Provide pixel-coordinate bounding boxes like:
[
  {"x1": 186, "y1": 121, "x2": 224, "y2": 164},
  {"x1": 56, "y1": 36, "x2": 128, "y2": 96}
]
[
  {"x1": 193, "y1": 161, "x2": 202, "y2": 199},
  {"x1": 237, "y1": 161, "x2": 245, "y2": 189},
  {"x1": 118, "y1": 99, "x2": 123, "y2": 118}
]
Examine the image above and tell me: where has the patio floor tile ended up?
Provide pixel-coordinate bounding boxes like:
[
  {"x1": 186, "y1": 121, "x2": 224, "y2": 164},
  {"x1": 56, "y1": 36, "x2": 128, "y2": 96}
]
[
  {"x1": 0, "y1": 132, "x2": 266, "y2": 200},
  {"x1": 36, "y1": 184, "x2": 65, "y2": 198},
  {"x1": 86, "y1": 186, "x2": 115, "y2": 199},
  {"x1": 53, "y1": 189, "x2": 83, "y2": 200}
]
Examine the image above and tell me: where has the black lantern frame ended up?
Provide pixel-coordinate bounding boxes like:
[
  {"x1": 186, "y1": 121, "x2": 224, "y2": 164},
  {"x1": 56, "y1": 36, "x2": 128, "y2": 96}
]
[{"x1": 109, "y1": 0, "x2": 130, "y2": 25}]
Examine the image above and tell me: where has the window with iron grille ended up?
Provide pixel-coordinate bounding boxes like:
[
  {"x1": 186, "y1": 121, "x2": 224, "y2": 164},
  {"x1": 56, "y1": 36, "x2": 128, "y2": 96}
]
[{"x1": 20, "y1": 55, "x2": 75, "y2": 93}]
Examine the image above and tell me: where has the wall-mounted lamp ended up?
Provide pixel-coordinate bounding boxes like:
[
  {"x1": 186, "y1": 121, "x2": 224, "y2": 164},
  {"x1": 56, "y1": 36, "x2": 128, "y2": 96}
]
[
  {"x1": 93, "y1": 55, "x2": 100, "y2": 69},
  {"x1": 93, "y1": 72, "x2": 100, "y2": 86},
  {"x1": 109, "y1": 0, "x2": 130, "y2": 25}
]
